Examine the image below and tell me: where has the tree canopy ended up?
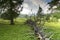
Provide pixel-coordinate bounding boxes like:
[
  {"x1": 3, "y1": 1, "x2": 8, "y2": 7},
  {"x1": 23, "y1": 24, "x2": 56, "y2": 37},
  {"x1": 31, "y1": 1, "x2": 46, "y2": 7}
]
[
  {"x1": 48, "y1": 0, "x2": 60, "y2": 7},
  {"x1": 0, "y1": 0, "x2": 24, "y2": 25}
]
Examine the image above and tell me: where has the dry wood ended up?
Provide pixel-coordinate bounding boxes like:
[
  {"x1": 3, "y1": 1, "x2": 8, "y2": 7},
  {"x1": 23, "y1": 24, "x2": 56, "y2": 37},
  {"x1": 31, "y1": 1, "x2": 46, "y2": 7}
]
[{"x1": 26, "y1": 20, "x2": 54, "y2": 40}]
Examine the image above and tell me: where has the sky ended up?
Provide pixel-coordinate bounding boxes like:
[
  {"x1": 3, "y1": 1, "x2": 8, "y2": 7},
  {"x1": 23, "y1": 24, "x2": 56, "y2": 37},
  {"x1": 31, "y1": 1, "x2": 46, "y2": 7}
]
[
  {"x1": 20, "y1": 0, "x2": 52, "y2": 15},
  {"x1": 44, "y1": 0, "x2": 52, "y2": 3}
]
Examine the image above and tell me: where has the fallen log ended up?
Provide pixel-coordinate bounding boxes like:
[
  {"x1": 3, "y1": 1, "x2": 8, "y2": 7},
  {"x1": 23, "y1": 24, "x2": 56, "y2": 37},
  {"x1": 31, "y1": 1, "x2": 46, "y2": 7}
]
[{"x1": 25, "y1": 19, "x2": 54, "y2": 40}]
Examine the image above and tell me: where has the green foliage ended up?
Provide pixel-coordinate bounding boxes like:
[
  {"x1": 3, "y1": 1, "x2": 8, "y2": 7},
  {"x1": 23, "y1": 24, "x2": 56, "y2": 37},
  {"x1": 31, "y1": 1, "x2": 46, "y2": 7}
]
[
  {"x1": 56, "y1": 6, "x2": 60, "y2": 10},
  {"x1": 1, "y1": 10, "x2": 19, "y2": 20},
  {"x1": 52, "y1": 12, "x2": 60, "y2": 19},
  {"x1": 0, "y1": 0, "x2": 24, "y2": 6},
  {"x1": 0, "y1": 0, "x2": 24, "y2": 19},
  {"x1": 0, "y1": 0, "x2": 24, "y2": 24},
  {"x1": 48, "y1": 0, "x2": 60, "y2": 7}
]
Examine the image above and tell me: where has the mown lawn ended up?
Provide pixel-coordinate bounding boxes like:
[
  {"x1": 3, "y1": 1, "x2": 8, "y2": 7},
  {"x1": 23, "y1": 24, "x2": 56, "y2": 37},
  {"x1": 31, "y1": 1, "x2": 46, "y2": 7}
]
[{"x1": 0, "y1": 18, "x2": 60, "y2": 40}]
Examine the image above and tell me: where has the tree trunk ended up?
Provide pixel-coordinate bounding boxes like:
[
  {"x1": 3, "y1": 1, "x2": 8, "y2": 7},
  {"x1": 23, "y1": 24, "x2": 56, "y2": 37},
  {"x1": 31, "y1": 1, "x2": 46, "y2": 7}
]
[
  {"x1": 9, "y1": 0, "x2": 14, "y2": 25},
  {"x1": 10, "y1": 17, "x2": 14, "y2": 25}
]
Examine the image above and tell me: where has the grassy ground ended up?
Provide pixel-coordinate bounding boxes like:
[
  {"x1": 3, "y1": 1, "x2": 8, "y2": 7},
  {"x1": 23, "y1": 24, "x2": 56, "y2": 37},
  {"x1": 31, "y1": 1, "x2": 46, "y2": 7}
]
[
  {"x1": 0, "y1": 18, "x2": 36, "y2": 40},
  {"x1": 44, "y1": 22, "x2": 60, "y2": 40},
  {"x1": 0, "y1": 18, "x2": 60, "y2": 40}
]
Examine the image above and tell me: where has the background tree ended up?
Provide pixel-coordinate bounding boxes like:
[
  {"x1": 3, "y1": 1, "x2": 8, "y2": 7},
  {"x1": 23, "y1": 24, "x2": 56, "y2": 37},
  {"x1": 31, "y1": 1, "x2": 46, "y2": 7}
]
[
  {"x1": 0, "y1": 0, "x2": 24, "y2": 25},
  {"x1": 45, "y1": 0, "x2": 60, "y2": 22},
  {"x1": 48, "y1": 0, "x2": 60, "y2": 8}
]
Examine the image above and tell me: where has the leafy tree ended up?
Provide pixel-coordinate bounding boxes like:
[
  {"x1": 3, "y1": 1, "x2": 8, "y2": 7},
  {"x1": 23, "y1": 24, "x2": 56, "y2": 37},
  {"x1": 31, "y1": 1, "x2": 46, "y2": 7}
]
[
  {"x1": 48, "y1": 0, "x2": 60, "y2": 8},
  {"x1": 46, "y1": 0, "x2": 60, "y2": 22},
  {"x1": 52, "y1": 12, "x2": 60, "y2": 19},
  {"x1": 1, "y1": 10, "x2": 19, "y2": 20},
  {"x1": 0, "y1": 0, "x2": 24, "y2": 25}
]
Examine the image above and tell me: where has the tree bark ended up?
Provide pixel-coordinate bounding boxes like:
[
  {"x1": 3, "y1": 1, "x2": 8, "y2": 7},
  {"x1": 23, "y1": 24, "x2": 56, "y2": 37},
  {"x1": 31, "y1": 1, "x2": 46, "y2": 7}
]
[
  {"x1": 26, "y1": 20, "x2": 45, "y2": 40},
  {"x1": 9, "y1": 0, "x2": 14, "y2": 25},
  {"x1": 10, "y1": 17, "x2": 14, "y2": 25}
]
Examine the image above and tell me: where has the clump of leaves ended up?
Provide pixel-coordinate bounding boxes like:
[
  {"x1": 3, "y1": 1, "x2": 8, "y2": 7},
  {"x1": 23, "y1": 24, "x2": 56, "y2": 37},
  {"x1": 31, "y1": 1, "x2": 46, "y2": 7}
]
[{"x1": 1, "y1": 10, "x2": 19, "y2": 20}]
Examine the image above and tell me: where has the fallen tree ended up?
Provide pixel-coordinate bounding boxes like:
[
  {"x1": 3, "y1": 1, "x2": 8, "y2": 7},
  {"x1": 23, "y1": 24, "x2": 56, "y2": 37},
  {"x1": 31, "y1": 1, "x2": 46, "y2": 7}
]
[{"x1": 25, "y1": 19, "x2": 54, "y2": 40}]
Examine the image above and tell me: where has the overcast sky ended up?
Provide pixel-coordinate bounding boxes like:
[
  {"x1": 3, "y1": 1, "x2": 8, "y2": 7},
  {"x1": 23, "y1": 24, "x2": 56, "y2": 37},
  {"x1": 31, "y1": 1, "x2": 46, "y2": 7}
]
[{"x1": 21, "y1": 0, "x2": 52, "y2": 15}]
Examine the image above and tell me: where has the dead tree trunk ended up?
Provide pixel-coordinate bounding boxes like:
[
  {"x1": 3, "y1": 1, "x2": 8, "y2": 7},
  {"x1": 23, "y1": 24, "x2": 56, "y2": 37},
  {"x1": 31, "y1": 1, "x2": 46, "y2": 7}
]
[
  {"x1": 25, "y1": 19, "x2": 45, "y2": 40},
  {"x1": 26, "y1": 19, "x2": 54, "y2": 40}
]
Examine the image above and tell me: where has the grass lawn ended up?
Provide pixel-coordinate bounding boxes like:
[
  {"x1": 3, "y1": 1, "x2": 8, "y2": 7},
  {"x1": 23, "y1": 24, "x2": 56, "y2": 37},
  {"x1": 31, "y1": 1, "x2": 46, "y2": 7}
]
[
  {"x1": 44, "y1": 22, "x2": 60, "y2": 40},
  {"x1": 0, "y1": 18, "x2": 60, "y2": 40},
  {"x1": 0, "y1": 24, "x2": 37, "y2": 40},
  {"x1": 0, "y1": 18, "x2": 36, "y2": 40}
]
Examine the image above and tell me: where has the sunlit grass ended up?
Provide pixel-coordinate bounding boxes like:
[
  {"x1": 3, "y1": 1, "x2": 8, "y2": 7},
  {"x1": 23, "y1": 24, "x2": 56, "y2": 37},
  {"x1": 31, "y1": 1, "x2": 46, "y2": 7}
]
[
  {"x1": 0, "y1": 18, "x2": 36, "y2": 40},
  {"x1": 0, "y1": 18, "x2": 60, "y2": 40},
  {"x1": 45, "y1": 22, "x2": 60, "y2": 28},
  {"x1": 0, "y1": 24, "x2": 36, "y2": 40},
  {"x1": 0, "y1": 18, "x2": 27, "y2": 24},
  {"x1": 44, "y1": 22, "x2": 60, "y2": 40}
]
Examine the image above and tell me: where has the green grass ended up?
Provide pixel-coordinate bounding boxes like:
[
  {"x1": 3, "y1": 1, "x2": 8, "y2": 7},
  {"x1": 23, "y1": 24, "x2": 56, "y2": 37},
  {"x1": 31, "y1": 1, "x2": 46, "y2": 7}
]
[
  {"x1": 0, "y1": 18, "x2": 60, "y2": 40},
  {"x1": 0, "y1": 18, "x2": 36, "y2": 40},
  {"x1": 0, "y1": 24, "x2": 36, "y2": 40},
  {"x1": 44, "y1": 22, "x2": 60, "y2": 40}
]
